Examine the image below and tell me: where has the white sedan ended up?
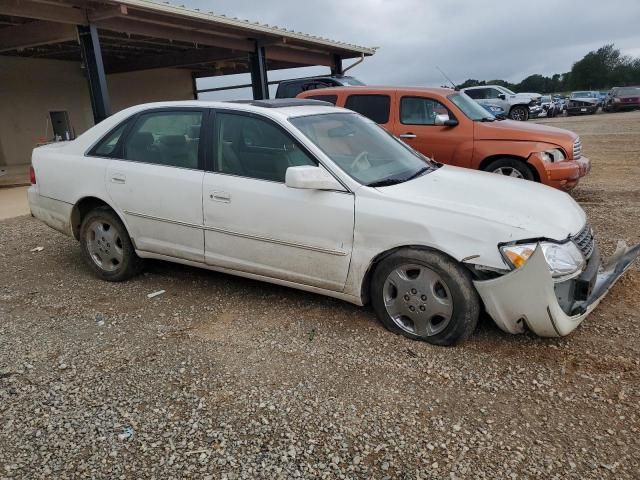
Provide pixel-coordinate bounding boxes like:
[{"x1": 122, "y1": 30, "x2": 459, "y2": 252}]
[{"x1": 28, "y1": 99, "x2": 639, "y2": 345}]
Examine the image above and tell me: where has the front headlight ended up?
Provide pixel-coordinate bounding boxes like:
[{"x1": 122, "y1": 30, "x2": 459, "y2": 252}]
[
  {"x1": 540, "y1": 148, "x2": 566, "y2": 163},
  {"x1": 501, "y1": 242, "x2": 585, "y2": 279}
]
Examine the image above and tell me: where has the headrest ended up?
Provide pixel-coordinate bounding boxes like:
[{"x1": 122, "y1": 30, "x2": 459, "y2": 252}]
[
  {"x1": 129, "y1": 131, "x2": 154, "y2": 149},
  {"x1": 159, "y1": 134, "x2": 186, "y2": 148}
]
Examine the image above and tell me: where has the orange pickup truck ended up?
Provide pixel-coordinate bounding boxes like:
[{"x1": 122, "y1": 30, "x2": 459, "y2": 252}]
[{"x1": 298, "y1": 86, "x2": 591, "y2": 190}]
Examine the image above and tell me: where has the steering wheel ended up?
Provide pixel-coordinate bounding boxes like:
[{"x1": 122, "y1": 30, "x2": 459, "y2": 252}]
[{"x1": 351, "y1": 151, "x2": 370, "y2": 172}]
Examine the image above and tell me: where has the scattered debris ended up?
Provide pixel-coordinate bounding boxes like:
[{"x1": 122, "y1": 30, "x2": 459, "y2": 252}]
[
  {"x1": 118, "y1": 426, "x2": 134, "y2": 441},
  {"x1": 95, "y1": 312, "x2": 106, "y2": 327},
  {"x1": 147, "y1": 290, "x2": 166, "y2": 299},
  {"x1": 29, "y1": 246, "x2": 44, "y2": 252}
]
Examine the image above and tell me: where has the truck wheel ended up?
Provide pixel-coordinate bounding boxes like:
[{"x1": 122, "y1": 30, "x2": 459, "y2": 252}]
[
  {"x1": 370, "y1": 248, "x2": 480, "y2": 346},
  {"x1": 509, "y1": 106, "x2": 529, "y2": 121},
  {"x1": 483, "y1": 157, "x2": 534, "y2": 181},
  {"x1": 80, "y1": 207, "x2": 143, "y2": 281}
]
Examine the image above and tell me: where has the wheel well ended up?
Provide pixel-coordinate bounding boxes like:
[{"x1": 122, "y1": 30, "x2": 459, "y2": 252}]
[
  {"x1": 70, "y1": 197, "x2": 115, "y2": 240},
  {"x1": 509, "y1": 104, "x2": 529, "y2": 113},
  {"x1": 359, "y1": 245, "x2": 464, "y2": 305},
  {"x1": 478, "y1": 155, "x2": 540, "y2": 182}
]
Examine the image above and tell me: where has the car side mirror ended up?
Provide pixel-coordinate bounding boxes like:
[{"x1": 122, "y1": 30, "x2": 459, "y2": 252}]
[
  {"x1": 434, "y1": 114, "x2": 458, "y2": 127},
  {"x1": 285, "y1": 165, "x2": 345, "y2": 191},
  {"x1": 498, "y1": 94, "x2": 506, "y2": 100}
]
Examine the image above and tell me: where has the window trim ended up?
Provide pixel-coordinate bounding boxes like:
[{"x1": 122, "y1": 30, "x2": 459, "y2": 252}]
[
  {"x1": 399, "y1": 95, "x2": 457, "y2": 126},
  {"x1": 85, "y1": 118, "x2": 133, "y2": 159},
  {"x1": 210, "y1": 109, "x2": 320, "y2": 184},
  {"x1": 86, "y1": 107, "x2": 207, "y2": 172},
  {"x1": 344, "y1": 94, "x2": 391, "y2": 124}
]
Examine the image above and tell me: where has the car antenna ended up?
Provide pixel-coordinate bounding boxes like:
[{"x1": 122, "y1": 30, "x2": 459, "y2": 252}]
[{"x1": 436, "y1": 66, "x2": 458, "y2": 90}]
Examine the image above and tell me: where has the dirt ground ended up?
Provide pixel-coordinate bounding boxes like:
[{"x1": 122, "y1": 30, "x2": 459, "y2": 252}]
[{"x1": 1, "y1": 110, "x2": 639, "y2": 479}]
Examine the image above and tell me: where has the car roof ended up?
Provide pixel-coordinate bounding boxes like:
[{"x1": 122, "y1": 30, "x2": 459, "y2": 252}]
[
  {"x1": 461, "y1": 85, "x2": 504, "y2": 89},
  {"x1": 298, "y1": 85, "x2": 457, "y2": 96},
  {"x1": 111, "y1": 99, "x2": 346, "y2": 120}
]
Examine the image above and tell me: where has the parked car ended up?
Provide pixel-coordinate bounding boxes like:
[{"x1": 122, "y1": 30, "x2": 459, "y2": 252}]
[
  {"x1": 27, "y1": 99, "x2": 640, "y2": 345},
  {"x1": 539, "y1": 95, "x2": 557, "y2": 118},
  {"x1": 481, "y1": 103, "x2": 506, "y2": 118},
  {"x1": 598, "y1": 91, "x2": 608, "y2": 105},
  {"x1": 566, "y1": 91, "x2": 599, "y2": 115},
  {"x1": 461, "y1": 85, "x2": 542, "y2": 121},
  {"x1": 275, "y1": 75, "x2": 364, "y2": 98},
  {"x1": 552, "y1": 95, "x2": 567, "y2": 114},
  {"x1": 298, "y1": 86, "x2": 590, "y2": 190},
  {"x1": 602, "y1": 86, "x2": 640, "y2": 112}
]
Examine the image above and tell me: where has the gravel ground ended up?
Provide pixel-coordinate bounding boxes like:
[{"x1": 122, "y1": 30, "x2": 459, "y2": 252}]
[{"x1": 1, "y1": 110, "x2": 639, "y2": 479}]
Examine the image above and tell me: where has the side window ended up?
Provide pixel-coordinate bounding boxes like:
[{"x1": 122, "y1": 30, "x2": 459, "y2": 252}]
[
  {"x1": 215, "y1": 113, "x2": 316, "y2": 183},
  {"x1": 279, "y1": 81, "x2": 312, "y2": 98},
  {"x1": 122, "y1": 111, "x2": 202, "y2": 169},
  {"x1": 344, "y1": 94, "x2": 391, "y2": 124},
  {"x1": 90, "y1": 122, "x2": 128, "y2": 157},
  {"x1": 400, "y1": 97, "x2": 452, "y2": 125},
  {"x1": 464, "y1": 89, "x2": 482, "y2": 100},
  {"x1": 486, "y1": 88, "x2": 502, "y2": 99},
  {"x1": 306, "y1": 95, "x2": 338, "y2": 105}
]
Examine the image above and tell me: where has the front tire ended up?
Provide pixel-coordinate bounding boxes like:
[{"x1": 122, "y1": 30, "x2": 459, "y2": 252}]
[
  {"x1": 509, "y1": 105, "x2": 529, "y2": 121},
  {"x1": 370, "y1": 249, "x2": 480, "y2": 346},
  {"x1": 483, "y1": 157, "x2": 535, "y2": 181},
  {"x1": 80, "y1": 207, "x2": 143, "y2": 281}
]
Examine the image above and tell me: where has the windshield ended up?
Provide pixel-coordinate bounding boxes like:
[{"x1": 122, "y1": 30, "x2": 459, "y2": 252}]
[
  {"x1": 340, "y1": 77, "x2": 365, "y2": 86},
  {"x1": 500, "y1": 86, "x2": 516, "y2": 95},
  {"x1": 572, "y1": 91, "x2": 596, "y2": 98},
  {"x1": 448, "y1": 93, "x2": 495, "y2": 121},
  {"x1": 290, "y1": 112, "x2": 434, "y2": 186},
  {"x1": 618, "y1": 87, "x2": 640, "y2": 96}
]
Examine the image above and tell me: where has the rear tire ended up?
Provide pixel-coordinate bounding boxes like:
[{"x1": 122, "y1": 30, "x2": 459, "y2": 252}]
[
  {"x1": 80, "y1": 207, "x2": 143, "y2": 281},
  {"x1": 509, "y1": 105, "x2": 529, "y2": 121},
  {"x1": 370, "y1": 249, "x2": 480, "y2": 346},
  {"x1": 483, "y1": 157, "x2": 535, "y2": 181}
]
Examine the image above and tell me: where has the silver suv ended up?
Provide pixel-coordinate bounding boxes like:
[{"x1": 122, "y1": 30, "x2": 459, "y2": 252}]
[{"x1": 461, "y1": 85, "x2": 542, "y2": 121}]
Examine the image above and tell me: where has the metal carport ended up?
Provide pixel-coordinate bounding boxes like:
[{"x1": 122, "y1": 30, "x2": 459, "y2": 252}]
[{"x1": 0, "y1": 0, "x2": 375, "y2": 124}]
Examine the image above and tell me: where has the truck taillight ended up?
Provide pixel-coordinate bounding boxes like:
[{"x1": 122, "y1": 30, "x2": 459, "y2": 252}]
[{"x1": 29, "y1": 166, "x2": 36, "y2": 184}]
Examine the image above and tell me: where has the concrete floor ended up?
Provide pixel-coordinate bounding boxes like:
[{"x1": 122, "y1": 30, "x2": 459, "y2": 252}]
[{"x1": 0, "y1": 186, "x2": 30, "y2": 220}]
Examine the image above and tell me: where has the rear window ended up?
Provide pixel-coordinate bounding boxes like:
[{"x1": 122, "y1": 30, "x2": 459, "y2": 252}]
[
  {"x1": 344, "y1": 94, "x2": 391, "y2": 124},
  {"x1": 306, "y1": 95, "x2": 338, "y2": 105}
]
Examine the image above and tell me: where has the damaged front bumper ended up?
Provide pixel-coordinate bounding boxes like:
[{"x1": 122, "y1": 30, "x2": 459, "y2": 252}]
[{"x1": 474, "y1": 241, "x2": 640, "y2": 337}]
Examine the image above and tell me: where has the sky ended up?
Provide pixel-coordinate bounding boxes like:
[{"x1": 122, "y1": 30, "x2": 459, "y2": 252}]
[{"x1": 182, "y1": 0, "x2": 640, "y2": 99}]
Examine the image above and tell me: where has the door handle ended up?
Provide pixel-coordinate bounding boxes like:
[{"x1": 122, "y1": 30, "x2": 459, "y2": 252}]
[
  {"x1": 209, "y1": 190, "x2": 231, "y2": 203},
  {"x1": 399, "y1": 133, "x2": 417, "y2": 139},
  {"x1": 110, "y1": 173, "x2": 126, "y2": 184}
]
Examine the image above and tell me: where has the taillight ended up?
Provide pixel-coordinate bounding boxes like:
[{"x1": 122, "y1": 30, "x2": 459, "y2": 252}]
[{"x1": 29, "y1": 165, "x2": 36, "y2": 184}]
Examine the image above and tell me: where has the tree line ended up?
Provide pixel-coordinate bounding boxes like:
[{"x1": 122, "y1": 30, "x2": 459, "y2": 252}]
[{"x1": 456, "y1": 44, "x2": 640, "y2": 94}]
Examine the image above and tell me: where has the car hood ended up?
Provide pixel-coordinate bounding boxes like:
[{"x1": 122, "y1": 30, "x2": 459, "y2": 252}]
[
  {"x1": 473, "y1": 118, "x2": 576, "y2": 146},
  {"x1": 375, "y1": 165, "x2": 586, "y2": 242},
  {"x1": 570, "y1": 97, "x2": 599, "y2": 104},
  {"x1": 516, "y1": 92, "x2": 541, "y2": 99}
]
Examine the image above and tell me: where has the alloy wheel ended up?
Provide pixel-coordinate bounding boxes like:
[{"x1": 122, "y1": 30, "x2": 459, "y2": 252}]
[{"x1": 492, "y1": 167, "x2": 524, "y2": 178}]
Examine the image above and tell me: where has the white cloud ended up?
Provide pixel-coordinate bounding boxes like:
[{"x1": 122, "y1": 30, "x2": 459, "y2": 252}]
[{"x1": 185, "y1": 0, "x2": 640, "y2": 97}]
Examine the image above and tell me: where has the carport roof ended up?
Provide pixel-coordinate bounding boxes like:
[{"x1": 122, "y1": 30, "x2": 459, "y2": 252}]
[{"x1": 0, "y1": 0, "x2": 376, "y2": 75}]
